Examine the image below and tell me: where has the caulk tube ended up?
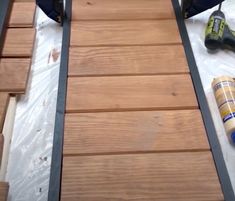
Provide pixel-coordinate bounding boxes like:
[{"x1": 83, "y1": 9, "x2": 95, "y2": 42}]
[{"x1": 212, "y1": 76, "x2": 235, "y2": 144}]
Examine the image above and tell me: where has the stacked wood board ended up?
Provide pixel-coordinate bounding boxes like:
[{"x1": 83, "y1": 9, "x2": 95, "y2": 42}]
[
  {"x1": 60, "y1": 0, "x2": 225, "y2": 200},
  {"x1": 0, "y1": 1, "x2": 35, "y2": 200},
  {"x1": 0, "y1": 182, "x2": 9, "y2": 201}
]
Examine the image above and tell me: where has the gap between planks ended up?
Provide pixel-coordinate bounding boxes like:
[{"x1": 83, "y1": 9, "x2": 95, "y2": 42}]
[
  {"x1": 68, "y1": 72, "x2": 191, "y2": 78},
  {"x1": 64, "y1": 149, "x2": 211, "y2": 157},
  {"x1": 66, "y1": 106, "x2": 199, "y2": 114}
]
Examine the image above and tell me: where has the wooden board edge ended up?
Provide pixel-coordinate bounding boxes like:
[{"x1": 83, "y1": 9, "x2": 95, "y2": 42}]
[{"x1": 0, "y1": 96, "x2": 17, "y2": 180}]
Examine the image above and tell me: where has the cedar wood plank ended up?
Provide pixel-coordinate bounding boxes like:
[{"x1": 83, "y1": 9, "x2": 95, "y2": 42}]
[
  {"x1": 66, "y1": 75, "x2": 198, "y2": 112},
  {"x1": 69, "y1": 45, "x2": 189, "y2": 76},
  {"x1": 9, "y1": 2, "x2": 35, "y2": 28},
  {"x1": 14, "y1": 0, "x2": 34, "y2": 1},
  {"x1": 0, "y1": 93, "x2": 9, "y2": 133},
  {"x1": 0, "y1": 182, "x2": 9, "y2": 201},
  {"x1": 0, "y1": 59, "x2": 31, "y2": 93},
  {"x1": 2, "y1": 28, "x2": 35, "y2": 57},
  {"x1": 64, "y1": 110, "x2": 209, "y2": 155},
  {"x1": 72, "y1": 0, "x2": 175, "y2": 20},
  {"x1": 0, "y1": 134, "x2": 3, "y2": 166},
  {"x1": 61, "y1": 152, "x2": 224, "y2": 201},
  {"x1": 71, "y1": 20, "x2": 182, "y2": 46}
]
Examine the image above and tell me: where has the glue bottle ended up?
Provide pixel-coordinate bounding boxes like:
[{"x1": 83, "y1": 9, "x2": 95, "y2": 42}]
[{"x1": 212, "y1": 76, "x2": 235, "y2": 144}]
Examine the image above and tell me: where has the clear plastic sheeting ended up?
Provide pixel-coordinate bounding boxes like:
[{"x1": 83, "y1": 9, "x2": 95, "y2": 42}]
[
  {"x1": 185, "y1": 0, "x2": 235, "y2": 192},
  {"x1": 6, "y1": 8, "x2": 62, "y2": 201},
  {"x1": 3, "y1": 1, "x2": 235, "y2": 200}
]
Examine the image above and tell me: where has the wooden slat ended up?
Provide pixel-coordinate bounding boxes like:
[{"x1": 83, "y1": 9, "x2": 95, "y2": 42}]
[
  {"x1": 69, "y1": 45, "x2": 188, "y2": 76},
  {"x1": 0, "y1": 97, "x2": 17, "y2": 180},
  {"x1": 64, "y1": 110, "x2": 209, "y2": 155},
  {"x1": 9, "y1": 2, "x2": 35, "y2": 27},
  {"x1": 0, "y1": 94, "x2": 9, "y2": 133},
  {"x1": 2, "y1": 28, "x2": 35, "y2": 57},
  {"x1": 71, "y1": 20, "x2": 182, "y2": 46},
  {"x1": 72, "y1": 0, "x2": 175, "y2": 20},
  {"x1": 66, "y1": 75, "x2": 198, "y2": 112},
  {"x1": 15, "y1": 0, "x2": 34, "y2": 1},
  {"x1": 0, "y1": 134, "x2": 3, "y2": 166},
  {"x1": 61, "y1": 152, "x2": 223, "y2": 201},
  {"x1": 0, "y1": 59, "x2": 31, "y2": 93},
  {"x1": 0, "y1": 182, "x2": 8, "y2": 201}
]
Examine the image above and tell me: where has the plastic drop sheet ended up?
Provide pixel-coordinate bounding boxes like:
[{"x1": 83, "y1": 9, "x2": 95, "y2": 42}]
[
  {"x1": 185, "y1": 0, "x2": 235, "y2": 192},
  {"x1": 6, "y1": 8, "x2": 62, "y2": 201},
  {"x1": 3, "y1": 1, "x2": 235, "y2": 201}
]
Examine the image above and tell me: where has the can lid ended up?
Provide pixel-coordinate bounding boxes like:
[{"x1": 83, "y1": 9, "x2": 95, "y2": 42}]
[{"x1": 231, "y1": 132, "x2": 235, "y2": 144}]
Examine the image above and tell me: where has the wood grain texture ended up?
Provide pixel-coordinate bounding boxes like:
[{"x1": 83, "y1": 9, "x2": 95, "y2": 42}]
[
  {"x1": 69, "y1": 45, "x2": 189, "y2": 76},
  {"x1": 0, "y1": 135, "x2": 3, "y2": 166},
  {"x1": 0, "y1": 182, "x2": 8, "y2": 201},
  {"x1": 61, "y1": 152, "x2": 223, "y2": 201},
  {"x1": 0, "y1": 94, "x2": 9, "y2": 133},
  {"x1": 72, "y1": 0, "x2": 175, "y2": 20},
  {"x1": 2, "y1": 28, "x2": 35, "y2": 57},
  {"x1": 66, "y1": 75, "x2": 198, "y2": 112},
  {"x1": 71, "y1": 20, "x2": 181, "y2": 46},
  {"x1": 0, "y1": 59, "x2": 31, "y2": 93},
  {"x1": 9, "y1": 2, "x2": 35, "y2": 27},
  {"x1": 64, "y1": 110, "x2": 209, "y2": 155},
  {"x1": 0, "y1": 97, "x2": 17, "y2": 180},
  {"x1": 15, "y1": 0, "x2": 34, "y2": 1}
]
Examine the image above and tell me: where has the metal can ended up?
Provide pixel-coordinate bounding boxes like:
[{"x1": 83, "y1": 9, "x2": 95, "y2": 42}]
[{"x1": 212, "y1": 76, "x2": 235, "y2": 144}]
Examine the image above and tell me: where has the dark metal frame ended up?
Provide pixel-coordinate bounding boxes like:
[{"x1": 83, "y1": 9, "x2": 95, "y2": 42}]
[
  {"x1": 172, "y1": 0, "x2": 235, "y2": 200},
  {"x1": 47, "y1": 0, "x2": 71, "y2": 201},
  {"x1": 48, "y1": 0, "x2": 235, "y2": 200},
  {"x1": 0, "y1": 0, "x2": 13, "y2": 56},
  {"x1": 54, "y1": 0, "x2": 64, "y2": 24}
]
